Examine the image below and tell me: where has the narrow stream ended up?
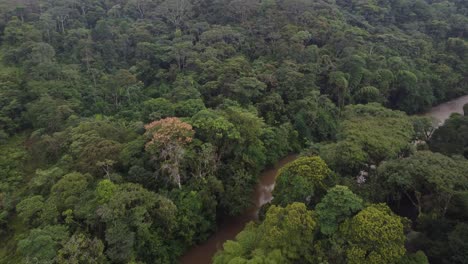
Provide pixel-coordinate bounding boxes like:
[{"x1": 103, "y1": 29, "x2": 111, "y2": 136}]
[
  {"x1": 180, "y1": 95, "x2": 468, "y2": 264},
  {"x1": 179, "y1": 154, "x2": 298, "y2": 264}
]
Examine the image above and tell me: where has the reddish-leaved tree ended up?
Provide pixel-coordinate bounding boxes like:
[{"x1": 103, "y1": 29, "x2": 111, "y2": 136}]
[{"x1": 145, "y1": 117, "x2": 194, "y2": 188}]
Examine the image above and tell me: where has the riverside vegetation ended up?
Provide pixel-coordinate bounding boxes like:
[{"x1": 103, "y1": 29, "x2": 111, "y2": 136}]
[{"x1": 0, "y1": 0, "x2": 467, "y2": 263}]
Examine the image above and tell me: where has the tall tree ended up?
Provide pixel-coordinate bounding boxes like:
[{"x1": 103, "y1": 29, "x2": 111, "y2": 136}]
[
  {"x1": 273, "y1": 156, "x2": 332, "y2": 206},
  {"x1": 338, "y1": 204, "x2": 406, "y2": 264},
  {"x1": 145, "y1": 117, "x2": 194, "y2": 188}
]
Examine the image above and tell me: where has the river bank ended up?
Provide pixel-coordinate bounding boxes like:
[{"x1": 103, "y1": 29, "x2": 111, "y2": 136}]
[
  {"x1": 179, "y1": 155, "x2": 297, "y2": 264},
  {"x1": 180, "y1": 95, "x2": 468, "y2": 264}
]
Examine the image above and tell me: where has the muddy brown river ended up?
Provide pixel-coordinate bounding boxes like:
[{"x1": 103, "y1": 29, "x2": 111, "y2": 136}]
[
  {"x1": 180, "y1": 95, "x2": 468, "y2": 264},
  {"x1": 179, "y1": 154, "x2": 298, "y2": 264},
  {"x1": 425, "y1": 95, "x2": 468, "y2": 125}
]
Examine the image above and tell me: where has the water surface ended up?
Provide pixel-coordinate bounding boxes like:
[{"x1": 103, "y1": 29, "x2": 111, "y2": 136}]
[
  {"x1": 180, "y1": 94, "x2": 468, "y2": 264},
  {"x1": 425, "y1": 95, "x2": 468, "y2": 125},
  {"x1": 179, "y1": 154, "x2": 297, "y2": 264}
]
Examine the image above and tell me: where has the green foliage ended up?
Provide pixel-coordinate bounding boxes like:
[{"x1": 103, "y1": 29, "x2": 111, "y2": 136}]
[
  {"x1": 104, "y1": 222, "x2": 135, "y2": 263},
  {"x1": 0, "y1": 0, "x2": 467, "y2": 262},
  {"x1": 26, "y1": 96, "x2": 75, "y2": 133},
  {"x1": 17, "y1": 225, "x2": 69, "y2": 263},
  {"x1": 320, "y1": 141, "x2": 368, "y2": 176},
  {"x1": 447, "y1": 223, "x2": 468, "y2": 264},
  {"x1": 0, "y1": 137, "x2": 27, "y2": 230},
  {"x1": 258, "y1": 203, "x2": 317, "y2": 261},
  {"x1": 377, "y1": 151, "x2": 468, "y2": 217},
  {"x1": 97, "y1": 183, "x2": 178, "y2": 263},
  {"x1": 0, "y1": 67, "x2": 24, "y2": 135},
  {"x1": 50, "y1": 172, "x2": 90, "y2": 213},
  {"x1": 411, "y1": 116, "x2": 437, "y2": 142},
  {"x1": 213, "y1": 203, "x2": 317, "y2": 264},
  {"x1": 339, "y1": 204, "x2": 406, "y2": 264},
  {"x1": 290, "y1": 94, "x2": 339, "y2": 142},
  {"x1": 353, "y1": 86, "x2": 384, "y2": 104},
  {"x1": 172, "y1": 190, "x2": 214, "y2": 244},
  {"x1": 191, "y1": 109, "x2": 240, "y2": 152},
  {"x1": 0, "y1": 137, "x2": 27, "y2": 194},
  {"x1": 316, "y1": 185, "x2": 364, "y2": 235},
  {"x1": 175, "y1": 99, "x2": 206, "y2": 117},
  {"x1": 391, "y1": 70, "x2": 433, "y2": 114},
  {"x1": 429, "y1": 113, "x2": 468, "y2": 158},
  {"x1": 398, "y1": 251, "x2": 429, "y2": 264},
  {"x1": 16, "y1": 195, "x2": 45, "y2": 226},
  {"x1": 322, "y1": 103, "x2": 414, "y2": 176},
  {"x1": 273, "y1": 156, "x2": 332, "y2": 206},
  {"x1": 29, "y1": 167, "x2": 65, "y2": 195},
  {"x1": 56, "y1": 233, "x2": 107, "y2": 264},
  {"x1": 328, "y1": 71, "x2": 349, "y2": 109},
  {"x1": 262, "y1": 123, "x2": 300, "y2": 164},
  {"x1": 142, "y1": 98, "x2": 175, "y2": 122},
  {"x1": 96, "y1": 179, "x2": 117, "y2": 204}
]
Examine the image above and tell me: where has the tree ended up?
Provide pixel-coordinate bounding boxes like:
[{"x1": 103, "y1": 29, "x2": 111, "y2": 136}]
[
  {"x1": 49, "y1": 172, "x2": 90, "y2": 212},
  {"x1": 2, "y1": 16, "x2": 41, "y2": 46},
  {"x1": 101, "y1": 69, "x2": 143, "y2": 112},
  {"x1": 390, "y1": 70, "x2": 433, "y2": 114},
  {"x1": 398, "y1": 251, "x2": 429, "y2": 264},
  {"x1": 156, "y1": 0, "x2": 193, "y2": 28},
  {"x1": 334, "y1": 103, "x2": 414, "y2": 166},
  {"x1": 17, "y1": 225, "x2": 69, "y2": 263},
  {"x1": 67, "y1": 120, "x2": 133, "y2": 175},
  {"x1": 190, "y1": 109, "x2": 240, "y2": 158},
  {"x1": 26, "y1": 96, "x2": 75, "y2": 133},
  {"x1": 0, "y1": 67, "x2": 24, "y2": 136},
  {"x1": 16, "y1": 195, "x2": 45, "y2": 226},
  {"x1": 320, "y1": 141, "x2": 368, "y2": 176},
  {"x1": 56, "y1": 233, "x2": 106, "y2": 264},
  {"x1": 316, "y1": 185, "x2": 364, "y2": 235},
  {"x1": 172, "y1": 190, "x2": 214, "y2": 244},
  {"x1": 411, "y1": 116, "x2": 437, "y2": 142},
  {"x1": 96, "y1": 179, "x2": 117, "y2": 204},
  {"x1": 104, "y1": 222, "x2": 135, "y2": 263},
  {"x1": 353, "y1": 86, "x2": 384, "y2": 104},
  {"x1": 124, "y1": 0, "x2": 157, "y2": 19},
  {"x1": 29, "y1": 167, "x2": 65, "y2": 195},
  {"x1": 377, "y1": 151, "x2": 468, "y2": 217},
  {"x1": 289, "y1": 94, "x2": 339, "y2": 142},
  {"x1": 1, "y1": 0, "x2": 468, "y2": 262},
  {"x1": 328, "y1": 71, "x2": 349, "y2": 109},
  {"x1": 174, "y1": 99, "x2": 206, "y2": 117},
  {"x1": 226, "y1": 0, "x2": 260, "y2": 24},
  {"x1": 145, "y1": 117, "x2": 194, "y2": 188},
  {"x1": 47, "y1": 1, "x2": 74, "y2": 33},
  {"x1": 169, "y1": 31, "x2": 195, "y2": 70},
  {"x1": 213, "y1": 203, "x2": 317, "y2": 263},
  {"x1": 429, "y1": 114, "x2": 468, "y2": 158},
  {"x1": 273, "y1": 156, "x2": 332, "y2": 206},
  {"x1": 142, "y1": 97, "x2": 175, "y2": 121},
  {"x1": 0, "y1": 137, "x2": 27, "y2": 229},
  {"x1": 339, "y1": 204, "x2": 406, "y2": 264},
  {"x1": 78, "y1": 139, "x2": 122, "y2": 175},
  {"x1": 258, "y1": 203, "x2": 317, "y2": 261},
  {"x1": 230, "y1": 77, "x2": 266, "y2": 105},
  {"x1": 97, "y1": 183, "x2": 177, "y2": 263},
  {"x1": 447, "y1": 223, "x2": 468, "y2": 264}
]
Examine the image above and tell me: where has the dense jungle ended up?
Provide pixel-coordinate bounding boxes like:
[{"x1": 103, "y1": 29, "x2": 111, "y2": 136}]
[{"x1": 0, "y1": 0, "x2": 467, "y2": 263}]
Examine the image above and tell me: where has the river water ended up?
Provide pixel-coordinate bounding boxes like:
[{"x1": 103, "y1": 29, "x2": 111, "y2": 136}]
[
  {"x1": 180, "y1": 95, "x2": 468, "y2": 264},
  {"x1": 179, "y1": 154, "x2": 298, "y2": 264},
  {"x1": 425, "y1": 95, "x2": 468, "y2": 125}
]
